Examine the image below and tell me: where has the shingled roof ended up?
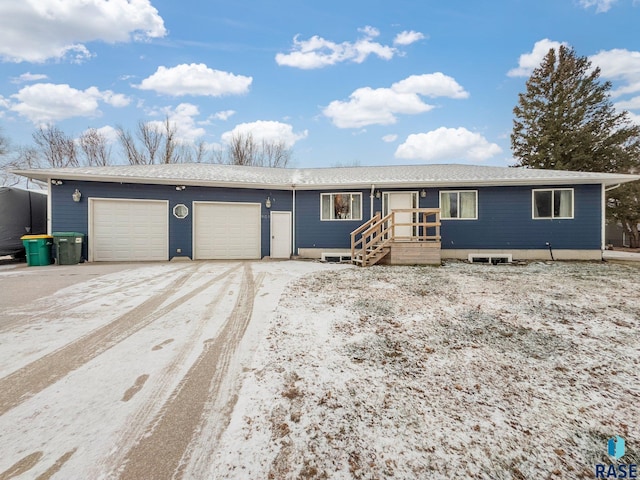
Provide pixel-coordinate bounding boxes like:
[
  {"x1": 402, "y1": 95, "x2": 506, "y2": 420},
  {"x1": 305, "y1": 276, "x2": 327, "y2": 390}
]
[{"x1": 13, "y1": 163, "x2": 640, "y2": 189}]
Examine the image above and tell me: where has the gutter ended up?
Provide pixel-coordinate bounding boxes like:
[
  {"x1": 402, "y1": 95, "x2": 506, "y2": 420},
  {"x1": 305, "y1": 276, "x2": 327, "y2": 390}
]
[
  {"x1": 47, "y1": 178, "x2": 52, "y2": 235},
  {"x1": 292, "y1": 186, "x2": 296, "y2": 257},
  {"x1": 11, "y1": 170, "x2": 640, "y2": 190}
]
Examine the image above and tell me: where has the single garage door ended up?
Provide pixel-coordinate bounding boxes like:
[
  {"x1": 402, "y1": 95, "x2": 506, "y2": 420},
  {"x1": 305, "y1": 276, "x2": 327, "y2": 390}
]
[
  {"x1": 193, "y1": 202, "x2": 261, "y2": 259},
  {"x1": 90, "y1": 198, "x2": 169, "y2": 262}
]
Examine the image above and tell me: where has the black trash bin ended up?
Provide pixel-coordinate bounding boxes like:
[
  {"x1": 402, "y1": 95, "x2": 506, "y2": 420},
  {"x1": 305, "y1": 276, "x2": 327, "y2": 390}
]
[{"x1": 52, "y1": 232, "x2": 85, "y2": 265}]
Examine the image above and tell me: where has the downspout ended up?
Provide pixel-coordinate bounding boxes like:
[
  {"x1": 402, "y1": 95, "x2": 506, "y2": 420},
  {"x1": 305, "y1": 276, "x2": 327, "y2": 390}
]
[
  {"x1": 603, "y1": 183, "x2": 621, "y2": 255},
  {"x1": 370, "y1": 184, "x2": 375, "y2": 220},
  {"x1": 47, "y1": 177, "x2": 52, "y2": 235},
  {"x1": 292, "y1": 186, "x2": 296, "y2": 257}
]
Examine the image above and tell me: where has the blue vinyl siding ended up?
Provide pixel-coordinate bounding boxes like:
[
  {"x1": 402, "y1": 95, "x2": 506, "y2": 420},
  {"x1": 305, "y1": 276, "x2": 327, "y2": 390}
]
[
  {"x1": 295, "y1": 184, "x2": 601, "y2": 251},
  {"x1": 295, "y1": 189, "x2": 373, "y2": 249},
  {"x1": 51, "y1": 180, "x2": 602, "y2": 261},
  {"x1": 430, "y1": 184, "x2": 601, "y2": 250},
  {"x1": 51, "y1": 181, "x2": 291, "y2": 259}
]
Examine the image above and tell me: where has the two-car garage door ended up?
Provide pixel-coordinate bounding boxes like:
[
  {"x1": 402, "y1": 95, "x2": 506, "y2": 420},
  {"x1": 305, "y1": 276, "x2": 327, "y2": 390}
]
[
  {"x1": 193, "y1": 202, "x2": 261, "y2": 260},
  {"x1": 89, "y1": 199, "x2": 261, "y2": 261}
]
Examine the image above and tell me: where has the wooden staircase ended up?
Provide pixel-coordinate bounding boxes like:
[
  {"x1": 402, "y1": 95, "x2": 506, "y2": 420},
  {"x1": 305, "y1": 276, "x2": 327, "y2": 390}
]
[{"x1": 350, "y1": 208, "x2": 441, "y2": 267}]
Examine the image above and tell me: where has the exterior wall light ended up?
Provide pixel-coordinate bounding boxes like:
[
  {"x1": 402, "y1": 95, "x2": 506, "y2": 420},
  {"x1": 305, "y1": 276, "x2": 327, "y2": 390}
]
[
  {"x1": 420, "y1": 189, "x2": 427, "y2": 198},
  {"x1": 175, "y1": 185, "x2": 186, "y2": 191},
  {"x1": 51, "y1": 179, "x2": 63, "y2": 185},
  {"x1": 265, "y1": 196, "x2": 272, "y2": 208},
  {"x1": 72, "y1": 189, "x2": 82, "y2": 202},
  {"x1": 375, "y1": 190, "x2": 381, "y2": 198}
]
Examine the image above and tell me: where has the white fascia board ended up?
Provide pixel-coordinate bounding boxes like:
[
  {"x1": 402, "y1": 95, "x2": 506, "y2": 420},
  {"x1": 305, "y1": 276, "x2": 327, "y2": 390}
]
[
  {"x1": 11, "y1": 170, "x2": 295, "y2": 190},
  {"x1": 11, "y1": 169, "x2": 640, "y2": 189}
]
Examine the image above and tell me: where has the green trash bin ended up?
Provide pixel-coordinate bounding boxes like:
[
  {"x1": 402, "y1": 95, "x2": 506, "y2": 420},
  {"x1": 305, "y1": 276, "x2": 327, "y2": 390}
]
[
  {"x1": 20, "y1": 235, "x2": 53, "y2": 266},
  {"x1": 52, "y1": 232, "x2": 85, "y2": 265}
]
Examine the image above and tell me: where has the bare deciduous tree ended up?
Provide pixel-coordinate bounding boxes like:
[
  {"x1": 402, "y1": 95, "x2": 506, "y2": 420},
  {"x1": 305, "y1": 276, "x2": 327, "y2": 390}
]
[
  {"x1": 0, "y1": 128, "x2": 8, "y2": 158},
  {"x1": 0, "y1": 146, "x2": 42, "y2": 186},
  {"x1": 116, "y1": 126, "x2": 144, "y2": 165},
  {"x1": 222, "y1": 132, "x2": 292, "y2": 167},
  {"x1": 139, "y1": 121, "x2": 162, "y2": 164},
  {"x1": 192, "y1": 140, "x2": 208, "y2": 163},
  {"x1": 117, "y1": 118, "x2": 184, "y2": 165},
  {"x1": 33, "y1": 125, "x2": 78, "y2": 168},
  {"x1": 79, "y1": 128, "x2": 111, "y2": 166},
  {"x1": 227, "y1": 132, "x2": 257, "y2": 166},
  {"x1": 161, "y1": 118, "x2": 177, "y2": 164},
  {"x1": 259, "y1": 139, "x2": 292, "y2": 167}
]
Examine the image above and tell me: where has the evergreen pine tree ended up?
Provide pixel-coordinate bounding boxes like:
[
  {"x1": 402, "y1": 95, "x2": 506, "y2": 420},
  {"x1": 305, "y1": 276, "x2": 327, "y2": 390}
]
[
  {"x1": 512, "y1": 45, "x2": 640, "y2": 247},
  {"x1": 511, "y1": 45, "x2": 640, "y2": 173}
]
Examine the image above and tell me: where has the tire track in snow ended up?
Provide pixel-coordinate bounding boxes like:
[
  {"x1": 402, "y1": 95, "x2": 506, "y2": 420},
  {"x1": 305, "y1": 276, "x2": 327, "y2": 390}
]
[
  {"x1": 95, "y1": 270, "x2": 239, "y2": 478},
  {"x1": 35, "y1": 449, "x2": 77, "y2": 480},
  {"x1": 118, "y1": 263, "x2": 259, "y2": 480},
  {"x1": 183, "y1": 269, "x2": 266, "y2": 479},
  {"x1": 0, "y1": 266, "x2": 184, "y2": 334},
  {"x1": 0, "y1": 451, "x2": 42, "y2": 480},
  {"x1": 0, "y1": 263, "x2": 240, "y2": 416}
]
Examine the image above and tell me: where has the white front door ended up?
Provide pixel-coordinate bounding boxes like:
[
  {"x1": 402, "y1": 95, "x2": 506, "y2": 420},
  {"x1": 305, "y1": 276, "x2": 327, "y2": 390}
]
[
  {"x1": 270, "y1": 211, "x2": 292, "y2": 259},
  {"x1": 383, "y1": 192, "x2": 417, "y2": 239}
]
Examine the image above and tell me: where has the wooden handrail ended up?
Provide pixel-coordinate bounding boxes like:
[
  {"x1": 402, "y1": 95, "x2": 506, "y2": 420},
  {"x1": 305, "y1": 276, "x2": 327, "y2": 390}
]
[
  {"x1": 350, "y1": 213, "x2": 380, "y2": 238},
  {"x1": 351, "y1": 208, "x2": 441, "y2": 266}
]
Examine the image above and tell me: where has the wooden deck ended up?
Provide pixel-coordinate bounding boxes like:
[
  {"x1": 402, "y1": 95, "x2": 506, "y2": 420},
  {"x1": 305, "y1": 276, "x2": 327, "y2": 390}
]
[
  {"x1": 350, "y1": 208, "x2": 441, "y2": 266},
  {"x1": 378, "y1": 240, "x2": 441, "y2": 265}
]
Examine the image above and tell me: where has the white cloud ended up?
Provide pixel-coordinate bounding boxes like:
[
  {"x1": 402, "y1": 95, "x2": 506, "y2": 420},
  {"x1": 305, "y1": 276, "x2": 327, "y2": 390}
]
[
  {"x1": 382, "y1": 134, "x2": 398, "y2": 143},
  {"x1": 221, "y1": 121, "x2": 308, "y2": 148},
  {"x1": 324, "y1": 87, "x2": 433, "y2": 128},
  {"x1": 0, "y1": 95, "x2": 9, "y2": 109},
  {"x1": 214, "y1": 110, "x2": 236, "y2": 121},
  {"x1": 10, "y1": 83, "x2": 129, "y2": 123},
  {"x1": 614, "y1": 96, "x2": 640, "y2": 110},
  {"x1": 508, "y1": 39, "x2": 567, "y2": 77},
  {"x1": 395, "y1": 127, "x2": 502, "y2": 163},
  {"x1": 11, "y1": 72, "x2": 48, "y2": 84},
  {"x1": 0, "y1": 0, "x2": 166, "y2": 63},
  {"x1": 275, "y1": 26, "x2": 397, "y2": 69},
  {"x1": 198, "y1": 110, "x2": 236, "y2": 126},
  {"x1": 392, "y1": 73, "x2": 469, "y2": 98},
  {"x1": 578, "y1": 0, "x2": 617, "y2": 12},
  {"x1": 627, "y1": 111, "x2": 640, "y2": 125},
  {"x1": 92, "y1": 88, "x2": 131, "y2": 107},
  {"x1": 393, "y1": 30, "x2": 425, "y2": 46},
  {"x1": 590, "y1": 49, "x2": 640, "y2": 97},
  {"x1": 94, "y1": 125, "x2": 119, "y2": 143},
  {"x1": 146, "y1": 103, "x2": 207, "y2": 144},
  {"x1": 137, "y1": 64, "x2": 252, "y2": 97},
  {"x1": 323, "y1": 73, "x2": 468, "y2": 128}
]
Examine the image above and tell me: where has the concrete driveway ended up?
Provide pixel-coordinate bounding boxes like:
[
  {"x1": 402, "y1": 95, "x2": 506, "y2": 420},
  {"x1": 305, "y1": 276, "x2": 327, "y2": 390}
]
[{"x1": 0, "y1": 260, "x2": 335, "y2": 479}]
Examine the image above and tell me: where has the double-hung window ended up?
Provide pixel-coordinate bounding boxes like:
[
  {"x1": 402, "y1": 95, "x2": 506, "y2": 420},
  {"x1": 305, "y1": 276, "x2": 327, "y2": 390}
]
[
  {"x1": 321, "y1": 193, "x2": 362, "y2": 221},
  {"x1": 440, "y1": 191, "x2": 478, "y2": 219},
  {"x1": 532, "y1": 189, "x2": 574, "y2": 219}
]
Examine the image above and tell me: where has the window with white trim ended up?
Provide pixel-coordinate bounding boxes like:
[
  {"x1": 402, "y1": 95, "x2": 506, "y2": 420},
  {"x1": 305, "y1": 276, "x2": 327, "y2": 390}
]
[
  {"x1": 532, "y1": 189, "x2": 574, "y2": 219},
  {"x1": 440, "y1": 191, "x2": 478, "y2": 219},
  {"x1": 321, "y1": 193, "x2": 362, "y2": 221},
  {"x1": 173, "y1": 203, "x2": 189, "y2": 219}
]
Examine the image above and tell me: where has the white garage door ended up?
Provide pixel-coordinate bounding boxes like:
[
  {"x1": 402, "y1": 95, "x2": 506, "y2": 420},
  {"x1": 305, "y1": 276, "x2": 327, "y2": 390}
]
[
  {"x1": 194, "y1": 202, "x2": 261, "y2": 260},
  {"x1": 90, "y1": 198, "x2": 169, "y2": 262}
]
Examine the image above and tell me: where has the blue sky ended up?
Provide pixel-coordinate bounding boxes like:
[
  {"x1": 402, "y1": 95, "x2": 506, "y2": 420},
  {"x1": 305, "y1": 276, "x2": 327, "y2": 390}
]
[{"x1": 1, "y1": 0, "x2": 639, "y2": 168}]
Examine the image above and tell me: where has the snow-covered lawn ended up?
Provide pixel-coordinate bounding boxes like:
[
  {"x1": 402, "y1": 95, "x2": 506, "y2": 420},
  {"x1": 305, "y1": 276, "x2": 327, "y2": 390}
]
[
  {"x1": 214, "y1": 261, "x2": 640, "y2": 479},
  {"x1": 1, "y1": 260, "x2": 638, "y2": 479}
]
